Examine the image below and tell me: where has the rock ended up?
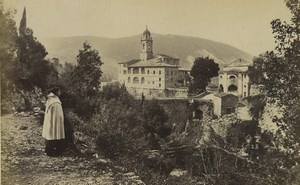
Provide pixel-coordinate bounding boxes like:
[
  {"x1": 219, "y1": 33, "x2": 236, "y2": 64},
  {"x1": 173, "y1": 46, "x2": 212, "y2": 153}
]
[
  {"x1": 93, "y1": 153, "x2": 99, "y2": 158},
  {"x1": 170, "y1": 169, "x2": 188, "y2": 177},
  {"x1": 20, "y1": 126, "x2": 28, "y2": 130},
  {"x1": 124, "y1": 172, "x2": 135, "y2": 176},
  {"x1": 33, "y1": 107, "x2": 41, "y2": 113},
  {"x1": 97, "y1": 158, "x2": 111, "y2": 164}
]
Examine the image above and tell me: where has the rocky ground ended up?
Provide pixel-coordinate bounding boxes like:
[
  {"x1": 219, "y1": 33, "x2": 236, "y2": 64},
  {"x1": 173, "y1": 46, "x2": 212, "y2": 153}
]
[{"x1": 1, "y1": 114, "x2": 144, "y2": 185}]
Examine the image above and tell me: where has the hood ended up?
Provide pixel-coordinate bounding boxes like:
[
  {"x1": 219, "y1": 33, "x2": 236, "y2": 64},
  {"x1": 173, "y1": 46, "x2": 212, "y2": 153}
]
[{"x1": 45, "y1": 93, "x2": 62, "y2": 113}]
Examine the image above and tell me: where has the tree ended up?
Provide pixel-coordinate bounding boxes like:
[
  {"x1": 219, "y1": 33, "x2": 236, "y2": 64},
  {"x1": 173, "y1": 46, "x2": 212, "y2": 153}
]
[
  {"x1": 250, "y1": 0, "x2": 300, "y2": 144},
  {"x1": 69, "y1": 42, "x2": 103, "y2": 98},
  {"x1": 0, "y1": 1, "x2": 18, "y2": 112},
  {"x1": 189, "y1": 57, "x2": 219, "y2": 94},
  {"x1": 16, "y1": 7, "x2": 55, "y2": 92},
  {"x1": 142, "y1": 101, "x2": 170, "y2": 149}
]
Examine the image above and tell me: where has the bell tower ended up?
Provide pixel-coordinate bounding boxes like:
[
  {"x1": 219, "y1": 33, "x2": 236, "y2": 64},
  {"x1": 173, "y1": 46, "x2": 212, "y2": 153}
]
[{"x1": 140, "y1": 26, "x2": 153, "y2": 61}]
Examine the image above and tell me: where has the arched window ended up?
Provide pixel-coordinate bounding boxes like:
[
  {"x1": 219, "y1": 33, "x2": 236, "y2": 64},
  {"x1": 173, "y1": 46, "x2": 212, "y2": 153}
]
[
  {"x1": 228, "y1": 85, "x2": 238, "y2": 92},
  {"x1": 219, "y1": 84, "x2": 224, "y2": 92},
  {"x1": 143, "y1": 43, "x2": 145, "y2": 50},
  {"x1": 229, "y1": 75, "x2": 236, "y2": 79},
  {"x1": 133, "y1": 77, "x2": 139, "y2": 84},
  {"x1": 141, "y1": 77, "x2": 145, "y2": 84},
  {"x1": 229, "y1": 75, "x2": 237, "y2": 83},
  {"x1": 128, "y1": 77, "x2": 131, "y2": 83}
]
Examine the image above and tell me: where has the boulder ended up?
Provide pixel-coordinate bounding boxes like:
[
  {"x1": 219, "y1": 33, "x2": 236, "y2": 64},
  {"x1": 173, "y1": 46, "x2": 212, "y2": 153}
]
[{"x1": 170, "y1": 169, "x2": 188, "y2": 177}]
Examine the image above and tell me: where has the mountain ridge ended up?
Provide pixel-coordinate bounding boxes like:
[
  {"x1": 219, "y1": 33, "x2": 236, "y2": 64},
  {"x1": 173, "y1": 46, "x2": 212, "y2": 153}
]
[{"x1": 40, "y1": 34, "x2": 254, "y2": 80}]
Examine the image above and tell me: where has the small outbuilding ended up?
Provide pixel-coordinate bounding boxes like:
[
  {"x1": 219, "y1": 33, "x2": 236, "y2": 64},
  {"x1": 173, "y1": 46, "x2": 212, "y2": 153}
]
[{"x1": 213, "y1": 93, "x2": 238, "y2": 117}]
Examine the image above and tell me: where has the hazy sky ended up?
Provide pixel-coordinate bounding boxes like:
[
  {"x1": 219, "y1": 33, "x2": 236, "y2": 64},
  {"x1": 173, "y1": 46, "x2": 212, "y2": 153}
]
[{"x1": 4, "y1": 0, "x2": 292, "y2": 55}]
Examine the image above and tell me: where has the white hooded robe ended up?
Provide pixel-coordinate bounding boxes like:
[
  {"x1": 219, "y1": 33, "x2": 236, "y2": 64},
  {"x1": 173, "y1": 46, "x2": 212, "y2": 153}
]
[{"x1": 42, "y1": 93, "x2": 65, "y2": 140}]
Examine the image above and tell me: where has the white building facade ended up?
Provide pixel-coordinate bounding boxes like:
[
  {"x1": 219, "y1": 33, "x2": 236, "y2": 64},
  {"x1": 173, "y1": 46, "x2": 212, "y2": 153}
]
[
  {"x1": 218, "y1": 59, "x2": 252, "y2": 98},
  {"x1": 118, "y1": 27, "x2": 189, "y2": 97}
]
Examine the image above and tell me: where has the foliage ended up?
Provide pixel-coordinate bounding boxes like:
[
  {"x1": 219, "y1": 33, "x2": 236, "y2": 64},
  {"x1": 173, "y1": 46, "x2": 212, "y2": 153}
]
[
  {"x1": 0, "y1": 2, "x2": 18, "y2": 112},
  {"x1": 93, "y1": 82, "x2": 145, "y2": 157},
  {"x1": 142, "y1": 100, "x2": 170, "y2": 148},
  {"x1": 250, "y1": 1, "x2": 300, "y2": 144},
  {"x1": 100, "y1": 82, "x2": 134, "y2": 105},
  {"x1": 16, "y1": 8, "x2": 56, "y2": 92},
  {"x1": 69, "y1": 42, "x2": 103, "y2": 98},
  {"x1": 189, "y1": 56, "x2": 219, "y2": 94}
]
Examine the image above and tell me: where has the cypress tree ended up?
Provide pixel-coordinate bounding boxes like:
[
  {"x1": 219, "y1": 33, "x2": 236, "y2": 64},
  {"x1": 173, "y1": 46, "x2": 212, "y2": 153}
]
[{"x1": 19, "y1": 7, "x2": 26, "y2": 36}]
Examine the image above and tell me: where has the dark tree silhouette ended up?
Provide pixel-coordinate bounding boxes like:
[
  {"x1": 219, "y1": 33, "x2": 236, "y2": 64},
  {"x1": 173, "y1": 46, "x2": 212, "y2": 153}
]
[{"x1": 189, "y1": 57, "x2": 219, "y2": 94}]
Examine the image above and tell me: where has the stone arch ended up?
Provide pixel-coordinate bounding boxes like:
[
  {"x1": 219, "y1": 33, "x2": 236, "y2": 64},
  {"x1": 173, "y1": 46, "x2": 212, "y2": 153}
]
[
  {"x1": 228, "y1": 84, "x2": 238, "y2": 92},
  {"x1": 133, "y1": 77, "x2": 139, "y2": 84}
]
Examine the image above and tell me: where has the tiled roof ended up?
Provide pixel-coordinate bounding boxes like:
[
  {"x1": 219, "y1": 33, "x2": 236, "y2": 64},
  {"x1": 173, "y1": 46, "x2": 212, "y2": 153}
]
[
  {"x1": 157, "y1": 54, "x2": 178, "y2": 59},
  {"x1": 225, "y1": 59, "x2": 252, "y2": 67},
  {"x1": 118, "y1": 59, "x2": 140, "y2": 65},
  {"x1": 130, "y1": 58, "x2": 178, "y2": 67}
]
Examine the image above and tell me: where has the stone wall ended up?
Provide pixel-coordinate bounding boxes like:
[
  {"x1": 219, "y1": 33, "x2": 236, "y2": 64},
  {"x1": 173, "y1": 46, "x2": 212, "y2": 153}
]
[{"x1": 127, "y1": 87, "x2": 188, "y2": 99}]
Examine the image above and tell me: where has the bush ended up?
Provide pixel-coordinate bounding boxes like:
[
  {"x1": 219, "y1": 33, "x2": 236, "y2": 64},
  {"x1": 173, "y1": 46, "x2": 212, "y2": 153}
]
[{"x1": 96, "y1": 132, "x2": 126, "y2": 159}]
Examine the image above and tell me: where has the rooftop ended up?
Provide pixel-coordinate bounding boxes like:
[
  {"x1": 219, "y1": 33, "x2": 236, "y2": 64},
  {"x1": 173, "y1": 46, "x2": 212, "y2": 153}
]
[
  {"x1": 225, "y1": 58, "x2": 252, "y2": 68},
  {"x1": 118, "y1": 59, "x2": 140, "y2": 65},
  {"x1": 130, "y1": 57, "x2": 178, "y2": 68},
  {"x1": 214, "y1": 92, "x2": 238, "y2": 98}
]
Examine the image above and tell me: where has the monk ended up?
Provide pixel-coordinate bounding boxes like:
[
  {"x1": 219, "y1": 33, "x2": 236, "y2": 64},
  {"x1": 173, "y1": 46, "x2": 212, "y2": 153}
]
[{"x1": 42, "y1": 87, "x2": 65, "y2": 156}]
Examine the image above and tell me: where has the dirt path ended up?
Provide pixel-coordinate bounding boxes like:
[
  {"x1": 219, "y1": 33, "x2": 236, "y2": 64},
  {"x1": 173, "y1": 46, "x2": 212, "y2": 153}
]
[{"x1": 1, "y1": 114, "x2": 142, "y2": 185}]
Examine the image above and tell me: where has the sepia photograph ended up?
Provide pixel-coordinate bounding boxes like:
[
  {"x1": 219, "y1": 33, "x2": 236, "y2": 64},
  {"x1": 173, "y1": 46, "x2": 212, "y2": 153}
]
[{"x1": 1, "y1": 0, "x2": 299, "y2": 184}]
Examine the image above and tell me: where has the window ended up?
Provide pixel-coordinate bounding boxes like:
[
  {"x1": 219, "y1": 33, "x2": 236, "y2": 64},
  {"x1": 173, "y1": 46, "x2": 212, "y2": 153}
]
[
  {"x1": 159, "y1": 78, "x2": 161, "y2": 81},
  {"x1": 128, "y1": 77, "x2": 131, "y2": 83},
  {"x1": 171, "y1": 71, "x2": 173, "y2": 75},
  {"x1": 123, "y1": 70, "x2": 127, "y2": 74},
  {"x1": 147, "y1": 70, "x2": 149, "y2": 74},
  {"x1": 141, "y1": 68, "x2": 145, "y2": 74},
  {"x1": 229, "y1": 75, "x2": 236, "y2": 83},
  {"x1": 141, "y1": 77, "x2": 145, "y2": 84},
  {"x1": 226, "y1": 107, "x2": 232, "y2": 114},
  {"x1": 159, "y1": 84, "x2": 161, "y2": 88},
  {"x1": 143, "y1": 43, "x2": 145, "y2": 50},
  {"x1": 133, "y1": 77, "x2": 139, "y2": 84},
  {"x1": 159, "y1": 70, "x2": 161, "y2": 75},
  {"x1": 153, "y1": 70, "x2": 155, "y2": 74},
  {"x1": 194, "y1": 109, "x2": 203, "y2": 120},
  {"x1": 220, "y1": 75, "x2": 222, "y2": 79},
  {"x1": 152, "y1": 81, "x2": 154, "y2": 84},
  {"x1": 128, "y1": 68, "x2": 131, "y2": 74},
  {"x1": 133, "y1": 68, "x2": 139, "y2": 74},
  {"x1": 244, "y1": 92, "x2": 246, "y2": 97}
]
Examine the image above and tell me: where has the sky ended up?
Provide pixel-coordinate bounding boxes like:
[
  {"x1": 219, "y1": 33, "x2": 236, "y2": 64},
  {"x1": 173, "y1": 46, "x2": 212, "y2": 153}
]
[{"x1": 3, "y1": 0, "x2": 292, "y2": 56}]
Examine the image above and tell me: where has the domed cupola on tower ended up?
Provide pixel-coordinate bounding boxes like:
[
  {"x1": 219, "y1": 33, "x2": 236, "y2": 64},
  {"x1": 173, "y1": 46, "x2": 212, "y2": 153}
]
[{"x1": 140, "y1": 26, "x2": 153, "y2": 61}]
